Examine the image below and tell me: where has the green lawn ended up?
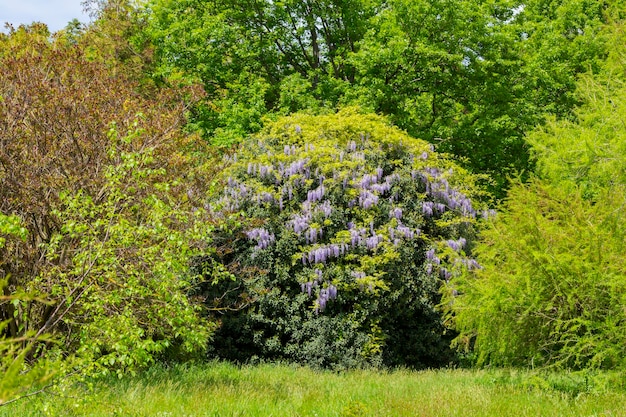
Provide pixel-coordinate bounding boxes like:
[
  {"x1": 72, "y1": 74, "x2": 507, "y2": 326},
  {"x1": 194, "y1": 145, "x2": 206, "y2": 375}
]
[{"x1": 3, "y1": 362, "x2": 626, "y2": 416}]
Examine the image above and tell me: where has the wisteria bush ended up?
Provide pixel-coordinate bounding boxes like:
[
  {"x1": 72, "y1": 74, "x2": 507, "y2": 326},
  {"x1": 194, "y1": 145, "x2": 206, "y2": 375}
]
[{"x1": 202, "y1": 108, "x2": 490, "y2": 368}]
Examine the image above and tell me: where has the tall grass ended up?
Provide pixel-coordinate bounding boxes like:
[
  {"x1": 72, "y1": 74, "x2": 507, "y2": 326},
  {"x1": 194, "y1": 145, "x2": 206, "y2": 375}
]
[{"x1": 3, "y1": 362, "x2": 625, "y2": 416}]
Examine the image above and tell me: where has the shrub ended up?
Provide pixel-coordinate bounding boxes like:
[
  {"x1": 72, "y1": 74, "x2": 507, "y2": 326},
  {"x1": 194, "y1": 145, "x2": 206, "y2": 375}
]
[
  {"x1": 203, "y1": 108, "x2": 488, "y2": 368},
  {"x1": 450, "y1": 180, "x2": 626, "y2": 369},
  {"x1": 0, "y1": 23, "x2": 216, "y2": 382}
]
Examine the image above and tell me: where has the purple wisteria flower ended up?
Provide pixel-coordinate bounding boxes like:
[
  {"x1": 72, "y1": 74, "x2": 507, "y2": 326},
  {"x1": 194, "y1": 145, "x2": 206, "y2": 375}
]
[
  {"x1": 366, "y1": 234, "x2": 383, "y2": 250},
  {"x1": 389, "y1": 207, "x2": 403, "y2": 220},
  {"x1": 289, "y1": 213, "x2": 310, "y2": 234},
  {"x1": 317, "y1": 200, "x2": 333, "y2": 218},
  {"x1": 307, "y1": 185, "x2": 325, "y2": 203},
  {"x1": 463, "y1": 258, "x2": 482, "y2": 270},
  {"x1": 284, "y1": 144, "x2": 297, "y2": 156},
  {"x1": 375, "y1": 167, "x2": 383, "y2": 182},
  {"x1": 359, "y1": 190, "x2": 379, "y2": 209},
  {"x1": 423, "y1": 201, "x2": 434, "y2": 217},
  {"x1": 300, "y1": 268, "x2": 338, "y2": 313},
  {"x1": 395, "y1": 224, "x2": 417, "y2": 239},
  {"x1": 446, "y1": 238, "x2": 467, "y2": 252},
  {"x1": 481, "y1": 209, "x2": 497, "y2": 219},
  {"x1": 305, "y1": 227, "x2": 322, "y2": 244},
  {"x1": 417, "y1": 167, "x2": 477, "y2": 218},
  {"x1": 302, "y1": 243, "x2": 349, "y2": 265},
  {"x1": 440, "y1": 268, "x2": 452, "y2": 281},
  {"x1": 351, "y1": 271, "x2": 366, "y2": 280},
  {"x1": 301, "y1": 281, "x2": 314, "y2": 297},
  {"x1": 284, "y1": 158, "x2": 308, "y2": 178},
  {"x1": 245, "y1": 227, "x2": 275, "y2": 250}
]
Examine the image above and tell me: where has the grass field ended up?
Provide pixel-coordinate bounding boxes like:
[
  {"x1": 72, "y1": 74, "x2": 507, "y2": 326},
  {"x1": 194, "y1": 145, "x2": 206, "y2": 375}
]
[{"x1": 2, "y1": 362, "x2": 626, "y2": 416}]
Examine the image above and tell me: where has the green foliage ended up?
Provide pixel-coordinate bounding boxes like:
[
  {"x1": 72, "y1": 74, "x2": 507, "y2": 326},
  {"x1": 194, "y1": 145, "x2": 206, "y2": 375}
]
[
  {"x1": 518, "y1": 0, "x2": 611, "y2": 117},
  {"x1": 143, "y1": 0, "x2": 617, "y2": 198},
  {"x1": 0, "y1": 23, "x2": 217, "y2": 395},
  {"x1": 528, "y1": 21, "x2": 626, "y2": 198},
  {"x1": 144, "y1": 0, "x2": 379, "y2": 146},
  {"x1": 450, "y1": 180, "x2": 626, "y2": 369},
  {"x1": 450, "y1": 21, "x2": 626, "y2": 371},
  {"x1": 203, "y1": 108, "x2": 488, "y2": 368},
  {"x1": 37, "y1": 129, "x2": 215, "y2": 377},
  {"x1": 0, "y1": 215, "x2": 58, "y2": 406}
]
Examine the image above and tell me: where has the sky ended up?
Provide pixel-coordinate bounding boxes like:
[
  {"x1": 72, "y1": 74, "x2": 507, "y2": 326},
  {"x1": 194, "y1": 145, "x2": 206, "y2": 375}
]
[{"x1": 0, "y1": 0, "x2": 89, "y2": 33}]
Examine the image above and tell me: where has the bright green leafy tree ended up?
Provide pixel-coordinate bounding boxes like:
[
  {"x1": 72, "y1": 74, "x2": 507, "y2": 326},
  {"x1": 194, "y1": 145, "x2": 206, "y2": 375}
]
[
  {"x1": 449, "y1": 20, "x2": 626, "y2": 370},
  {"x1": 144, "y1": 0, "x2": 616, "y2": 198}
]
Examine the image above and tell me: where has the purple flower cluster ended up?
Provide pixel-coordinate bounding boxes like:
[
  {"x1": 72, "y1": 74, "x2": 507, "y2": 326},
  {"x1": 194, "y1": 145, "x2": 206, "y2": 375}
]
[
  {"x1": 289, "y1": 213, "x2": 310, "y2": 234},
  {"x1": 317, "y1": 200, "x2": 333, "y2": 218},
  {"x1": 351, "y1": 271, "x2": 375, "y2": 292},
  {"x1": 446, "y1": 238, "x2": 467, "y2": 252},
  {"x1": 425, "y1": 248, "x2": 441, "y2": 275},
  {"x1": 213, "y1": 178, "x2": 251, "y2": 212},
  {"x1": 461, "y1": 258, "x2": 482, "y2": 270},
  {"x1": 245, "y1": 227, "x2": 275, "y2": 250},
  {"x1": 284, "y1": 144, "x2": 297, "y2": 156},
  {"x1": 439, "y1": 268, "x2": 452, "y2": 281},
  {"x1": 305, "y1": 227, "x2": 323, "y2": 244},
  {"x1": 300, "y1": 269, "x2": 337, "y2": 312},
  {"x1": 389, "y1": 207, "x2": 403, "y2": 220},
  {"x1": 349, "y1": 226, "x2": 369, "y2": 247},
  {"x1": 316, "y1": 285, "x2": 337, "y2": 312},
  {"x1": 307, "y1": 185, "x2": 325, "y2": 204},
  {"x1": 301, "y1": 269, "x2": 323, "y2": 296},
  {"x1": 422, "y1": 201, "x2": 446, "y2": 217},
  {"x1": 247, "y1": 162, "x2": 274, "y2": 179},
  {"x1": 302, "y1": 243, "x2": 349, "y2": 265},
  {"x1": 393, "y1": 224, "x2": 419, "y2": 240},
  {"x1": 365, "y1": 234, "x2": 383, "y2": 250},
  {"x1": 424, "y1": 242, "x2": 481, "y2": 280},
  {"x1": 359, "y1": 190, "x2": 379, "y2": 209},
  {"x1": 354, "y1": 169, "x2": 400, "y2": 210},
  {"x1": 351, "y1": 270, "x2": 366, "y2": 279},
  {"x1": 417, "y1": 167, "x2": 477, "y2": 218},
  {"x1": 426, "y1": 248, "x2": 441, "y2": 264},
  {"x1": 282, "y1": 158, "x2": 309, "y2": 178},
  {"x1": 481, "y1": 209, "x2": 497, "y2": 219}
]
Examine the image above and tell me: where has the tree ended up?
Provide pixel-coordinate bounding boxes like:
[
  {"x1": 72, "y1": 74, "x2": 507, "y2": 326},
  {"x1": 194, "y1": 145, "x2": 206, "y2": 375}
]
[
  {"x1": 144, "y1": 0, "x2": 618, "y2": 198},
  {"x1": 449, "y1": 20, "x2": 626, "y2": 370},
  {"x1": 145, "y1": 0, "x2": 381, "y2": 146},
  {"x1": 203, "y1": 108, "x2": 489, "y2": 368},
  {"x1": 0, "y1": 22, "x2": 216, "y2": 385}
]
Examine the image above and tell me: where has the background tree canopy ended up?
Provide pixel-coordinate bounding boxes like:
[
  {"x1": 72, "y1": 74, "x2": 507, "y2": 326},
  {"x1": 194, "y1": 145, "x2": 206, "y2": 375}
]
[{"x1": 144, "y1": 0, "x2": 616, "y2": 198}]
